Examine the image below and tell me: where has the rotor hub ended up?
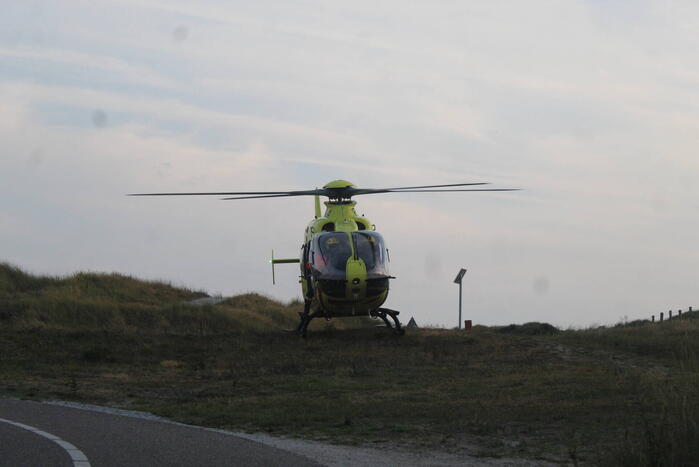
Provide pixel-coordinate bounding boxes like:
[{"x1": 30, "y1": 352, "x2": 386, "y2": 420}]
[{"x1": 322, "y1": 180, "x2": 355, "y2": 189}]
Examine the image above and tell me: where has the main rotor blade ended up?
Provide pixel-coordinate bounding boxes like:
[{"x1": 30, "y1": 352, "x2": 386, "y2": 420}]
[
  {"x1": 348, "y1": 183, "x2": 491, "y2": 196},
  {"x1": 130, "y1": 183, "x2": 520, "y2": 200},
  {"x1": 129, "y1": 189, "x2": 322, "y2": 197},
  {"x1": 379, "y1": 188, "x2": 521, "y2": 193},
  {"x1": 219, "y1": 186, "x2": 516, "y2": 199},
  {"x1": 221, "y1": 193, "x2": 320, "y2": 200},
  {"x1": 383, "y1": 182, "x2": 490, "y2": 190}
]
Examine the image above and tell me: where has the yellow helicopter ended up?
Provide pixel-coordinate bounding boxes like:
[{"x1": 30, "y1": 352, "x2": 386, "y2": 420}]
[{"x1": 131, "y1": 180, "x2": 517, "y2": 337}]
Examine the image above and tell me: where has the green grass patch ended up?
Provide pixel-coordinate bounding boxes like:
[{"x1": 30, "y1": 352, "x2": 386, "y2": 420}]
[{"x1": 1, "y1": 262, "x2": 698, "y2": 464}]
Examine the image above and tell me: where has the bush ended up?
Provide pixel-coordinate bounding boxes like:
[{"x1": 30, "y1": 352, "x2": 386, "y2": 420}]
[
  {"x1": 607, "y1": 381, "x2": 699, "y2": 466},
  {"x1": 496, "y1": 322, "x2": 559, "y2": 335}
]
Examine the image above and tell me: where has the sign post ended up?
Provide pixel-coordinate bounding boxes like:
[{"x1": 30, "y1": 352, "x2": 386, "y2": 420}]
[{"x1": 453, "y1": 268, "x2": 467, "y2": 329}]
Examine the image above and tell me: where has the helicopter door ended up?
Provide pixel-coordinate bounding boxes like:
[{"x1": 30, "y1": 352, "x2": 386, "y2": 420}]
[
  {"x1": 301, "y1": 242, "x2": 310, "y2": 274},
  {"x1": 301, "y1": 242, "x2": 313, "y2": 298}
]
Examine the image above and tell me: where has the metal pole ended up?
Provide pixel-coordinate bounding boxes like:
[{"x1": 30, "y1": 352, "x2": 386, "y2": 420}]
[
  {"x1": 458, "y1": 281, "x2": 462, "y2": 329},
  {"x1": 453, "y1": 268, "x2": 467, "y2": 330}
]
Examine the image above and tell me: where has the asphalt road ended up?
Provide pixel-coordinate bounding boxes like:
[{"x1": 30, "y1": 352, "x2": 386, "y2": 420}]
[{"x1": 0, "y1": 398, "x2": 322, "y2": 467}]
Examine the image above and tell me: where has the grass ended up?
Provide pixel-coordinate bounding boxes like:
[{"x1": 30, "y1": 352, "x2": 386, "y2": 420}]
[{"x1": 1, "y1": 261, "x2": 698, "y2": 465}]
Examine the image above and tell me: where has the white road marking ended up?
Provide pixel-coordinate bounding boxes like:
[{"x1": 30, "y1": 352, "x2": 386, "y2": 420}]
[{"x1": 0, "y1": 417, "x2": 92, "y2": 467}]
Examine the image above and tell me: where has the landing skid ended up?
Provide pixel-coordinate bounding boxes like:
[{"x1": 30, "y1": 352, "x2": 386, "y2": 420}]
[
  {"x1": 296, "y1": 302, "x2": 320, "y2": 339},
  {"x1": 371, "y1": 307, "x2": 405, "y2": 336},
  {"x1": 294, "y1": 304, "x2": 405, "y2": 338}
]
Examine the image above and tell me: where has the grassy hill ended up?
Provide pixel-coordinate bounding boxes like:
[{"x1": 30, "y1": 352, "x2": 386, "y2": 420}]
[
  {"x1": 0, "y1": 262, "x2": 334, "y2": 334},
  {"x1": 1, "y1": 262, "x2": 698, "y2": 465}
]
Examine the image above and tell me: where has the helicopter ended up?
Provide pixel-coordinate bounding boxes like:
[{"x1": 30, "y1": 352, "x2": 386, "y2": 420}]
[{"x1": 130, "y1": 180, "x2": 518, "y2": 337}]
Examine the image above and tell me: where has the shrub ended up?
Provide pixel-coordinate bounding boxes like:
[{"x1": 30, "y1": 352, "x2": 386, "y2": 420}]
[{"x1": 496, "y1": 322, "x2": 560, "y2": 335}]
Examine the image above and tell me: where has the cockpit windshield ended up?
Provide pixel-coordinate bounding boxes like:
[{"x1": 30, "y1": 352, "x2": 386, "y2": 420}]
[
  {"x1": 352, "y1": 231, "x2": 389, "y2": 277},
  {"x1": 312, "y1": 231, "x2": 390, "y2": 279},
  {"x1": 314, "y1": 233, "x2": 353, "y2": 277}
]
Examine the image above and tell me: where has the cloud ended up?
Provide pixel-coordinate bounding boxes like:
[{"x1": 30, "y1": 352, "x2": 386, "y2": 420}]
[
  {"x1": 2, "y1": 0, "x2": 699, "y2": 326},
  {"x1": 0, "y1": 46, "x2": 181, "y2": 89}
]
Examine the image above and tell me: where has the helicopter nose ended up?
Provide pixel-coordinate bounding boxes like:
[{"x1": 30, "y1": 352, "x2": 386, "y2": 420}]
[{"x1": 345, "y1": 258, "x2": 366, "y2": 299}]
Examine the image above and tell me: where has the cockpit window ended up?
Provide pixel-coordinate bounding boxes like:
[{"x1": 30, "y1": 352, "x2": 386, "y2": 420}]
[
  {"x1": 314, "y1": 233, "x2": 352, "y2": 276},
  {"x1": 311, "y1": 231, "x2": 389, "y2": 279},
  {"x1": 352, "y1": 231, "x2": 389, "y2": 277}
]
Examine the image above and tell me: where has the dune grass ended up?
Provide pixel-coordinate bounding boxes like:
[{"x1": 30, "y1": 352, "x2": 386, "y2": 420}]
[
  {"x1": 0, "y1": 262, "x2": 313, "y2": 334},
  {"x1": 1, "y1": 262, "x2": 698, "y2": 465}
]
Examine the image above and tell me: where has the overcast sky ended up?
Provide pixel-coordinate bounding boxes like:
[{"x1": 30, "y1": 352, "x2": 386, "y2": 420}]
[{"x1": 2, "y1": 1, "x2": 698, "y2": 327}]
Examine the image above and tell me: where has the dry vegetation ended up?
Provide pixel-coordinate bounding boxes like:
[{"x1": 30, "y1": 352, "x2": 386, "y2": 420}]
[{"x1": 1, "y1": 262, "x2": 698, "y2": 465}]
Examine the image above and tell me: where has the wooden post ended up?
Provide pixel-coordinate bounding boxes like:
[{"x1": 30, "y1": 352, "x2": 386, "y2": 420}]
[
  {"x1": 679, "y1": 309, "x2": 682, "y2": 318},
  {"x1": 660, "y1": 312, "x2": 664, "y2": 322},
  {"x1": 652, "y1": 315, "x2": 655, "y2": 323},
  {"x1": 690, "y1": 306, "x2": 693, "y2": 312},
  {"x1": 669, "y1": 310, "x2": 673, "y2": 319}
]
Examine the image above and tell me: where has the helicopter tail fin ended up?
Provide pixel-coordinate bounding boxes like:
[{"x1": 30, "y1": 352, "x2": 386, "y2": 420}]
[
  {"x1": 314, "y1": 194, "x2": 321, "y2": 218},
  {"x1": 269, "y1": 249, "x2": 300, "y2": 285}
]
